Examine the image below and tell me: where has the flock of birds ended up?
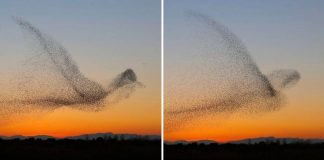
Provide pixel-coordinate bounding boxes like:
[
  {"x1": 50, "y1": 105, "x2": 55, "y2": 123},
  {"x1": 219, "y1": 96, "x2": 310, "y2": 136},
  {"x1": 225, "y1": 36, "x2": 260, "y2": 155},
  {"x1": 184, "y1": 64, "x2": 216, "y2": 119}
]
[
  {"x1": 0, "y1": 12, "x2": 300, "y2": 130},
  {"x1": 165, "y1": 11, "x2": 300, "y2": 130},
  {"x1": 0, "y1": 17, "x2": 141, "y2": 114}
]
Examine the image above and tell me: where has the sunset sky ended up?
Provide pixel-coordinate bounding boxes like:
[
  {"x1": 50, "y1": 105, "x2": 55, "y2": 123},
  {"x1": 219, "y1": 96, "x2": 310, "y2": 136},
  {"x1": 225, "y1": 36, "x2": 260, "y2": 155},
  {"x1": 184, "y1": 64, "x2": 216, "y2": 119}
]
[
  {"x1": 165, "y1": 0, "x2": 324, "y2": 142},
  {"x1": 0, "y1": 0, "x2": 160, "y2": 137},
  {"x1": 1, "y1": 0, "x2": 324, "y2": 142}
]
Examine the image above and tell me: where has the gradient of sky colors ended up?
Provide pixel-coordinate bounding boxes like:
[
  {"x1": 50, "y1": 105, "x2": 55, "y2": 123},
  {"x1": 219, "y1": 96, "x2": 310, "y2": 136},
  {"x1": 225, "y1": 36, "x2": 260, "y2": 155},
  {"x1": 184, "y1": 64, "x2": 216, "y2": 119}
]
[
  {"x1": 1, "y1": 0, "x2": 324, "y2": 142},
  {"x1": 0, "y1": 0, "x2": 160, "y2": 137},
  {"x1": 165, "y1": 0, "x2": 324, "y2": 142}
]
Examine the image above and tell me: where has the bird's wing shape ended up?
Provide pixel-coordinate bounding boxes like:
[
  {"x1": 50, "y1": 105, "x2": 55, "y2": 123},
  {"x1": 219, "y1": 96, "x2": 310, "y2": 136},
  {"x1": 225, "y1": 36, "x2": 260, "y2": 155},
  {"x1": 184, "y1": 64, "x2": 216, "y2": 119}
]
[{"x1": 14, "y1": 17, "x2": 107, "y2": 102}]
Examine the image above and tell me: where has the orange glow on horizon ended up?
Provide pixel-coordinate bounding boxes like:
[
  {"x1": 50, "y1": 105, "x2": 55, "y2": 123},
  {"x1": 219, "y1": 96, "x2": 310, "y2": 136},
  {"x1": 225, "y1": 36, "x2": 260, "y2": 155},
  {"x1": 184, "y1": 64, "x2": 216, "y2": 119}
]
[
  {"x1": 165, "y1": 90, "x2": 324, "y2": 142},
  {"x1": 0, "y1": 88, "x2": 161, "y2": 137}
]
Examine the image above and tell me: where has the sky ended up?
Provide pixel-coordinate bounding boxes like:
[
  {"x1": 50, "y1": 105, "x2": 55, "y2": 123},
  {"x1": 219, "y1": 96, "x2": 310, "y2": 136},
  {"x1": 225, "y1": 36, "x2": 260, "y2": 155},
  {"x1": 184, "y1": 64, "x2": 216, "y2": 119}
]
[
  {"x1": 165, "y1": 0, "x2": 324, "y2": 142},
  {"x1": 0, "y1": 0, "x2": 161, "y2": 137},
  {"x1": 1, "y1": 0, "x2": 324, "y2": 142}
]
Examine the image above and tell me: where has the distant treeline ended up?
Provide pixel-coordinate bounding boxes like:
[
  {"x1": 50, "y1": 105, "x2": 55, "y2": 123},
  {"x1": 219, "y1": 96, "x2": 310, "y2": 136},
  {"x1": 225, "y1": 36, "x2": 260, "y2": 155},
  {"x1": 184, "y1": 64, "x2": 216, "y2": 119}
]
[
  {"x1": 165, "y1": 142, "x2": 324, "y2": 160},
  {"x1": 0, "y1": 138, "x2": 161, "y2": 160}
]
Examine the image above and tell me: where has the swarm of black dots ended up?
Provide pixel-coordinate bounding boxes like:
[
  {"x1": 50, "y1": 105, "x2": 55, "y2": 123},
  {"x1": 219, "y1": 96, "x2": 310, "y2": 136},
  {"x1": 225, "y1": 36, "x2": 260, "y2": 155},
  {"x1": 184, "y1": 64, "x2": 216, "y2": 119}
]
[
  {"x1": 164, "y1": 11, "x2": 300, "y2": 130},
  {"x1": 0, "y1": 17, "x2": 142, "y2": 114}
]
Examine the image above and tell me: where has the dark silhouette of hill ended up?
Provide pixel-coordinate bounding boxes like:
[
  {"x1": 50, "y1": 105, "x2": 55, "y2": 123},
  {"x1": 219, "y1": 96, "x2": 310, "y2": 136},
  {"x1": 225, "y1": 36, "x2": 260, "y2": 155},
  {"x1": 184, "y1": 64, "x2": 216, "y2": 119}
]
[
  {"x1": 166, "y1": 137, "x2": 324, "y2": 145},
  {"x1": 165, "y1": 140, "x2": 324, "y2": 160},
  {"x1": 0, "y1": 134, "x2": 160, "y2": 160},
  {"x1": 0, "y1": 132, "x2": 160, "y2": 141}
]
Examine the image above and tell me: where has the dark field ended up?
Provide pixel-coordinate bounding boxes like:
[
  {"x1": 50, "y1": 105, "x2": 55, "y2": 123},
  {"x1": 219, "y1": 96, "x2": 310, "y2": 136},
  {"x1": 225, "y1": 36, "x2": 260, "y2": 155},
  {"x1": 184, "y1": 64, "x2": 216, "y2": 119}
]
[
  {"x1": 165, "y1": 142, "x2": 324, "y2": 160},
  {"x1": 0, "y1": 138, "x2": 161, "y2": 160}
]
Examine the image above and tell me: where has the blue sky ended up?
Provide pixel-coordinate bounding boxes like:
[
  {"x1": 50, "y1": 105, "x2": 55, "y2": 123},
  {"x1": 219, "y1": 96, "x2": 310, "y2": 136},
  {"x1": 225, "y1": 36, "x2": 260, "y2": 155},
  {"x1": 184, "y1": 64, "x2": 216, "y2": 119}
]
[
  {"x1": 165, "y1": 0, "x2": 324, "y2": 140},
  {"x1": 0, "y1": 0, "x2": 160, "y2": 86},
  {"x1": 0, "y1": 0, "x2": 161, "y2": 136},
  {"x1": 166, "y1": 0, "x2": 324, "y2": 73}
]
